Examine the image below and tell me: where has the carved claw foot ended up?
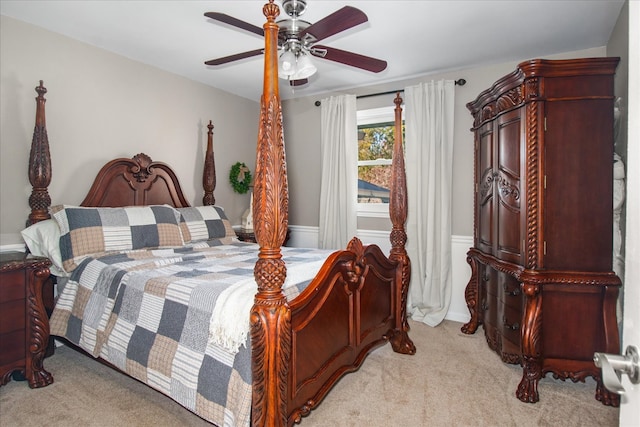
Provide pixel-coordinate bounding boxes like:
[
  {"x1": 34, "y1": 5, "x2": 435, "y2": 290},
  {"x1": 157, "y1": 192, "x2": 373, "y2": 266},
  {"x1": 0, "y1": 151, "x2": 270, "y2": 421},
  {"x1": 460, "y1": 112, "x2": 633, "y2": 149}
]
[
  {"x1": 516, "y1": 356, "x2": 542, "y2": 403},
  {"x1": 461, "y1": 319, "x2": 479, "y2": 335},
  {"x1": 595, "y1": 378, "x2": 620, "y2": 407},
  {"x1": 388, "y1": 329, "x2": 416, "y2": 355},
  {"x1": 516, "y1": 377, "x2": 540, "y2": 403},
  {"x1": 27, "y1": 368, "x2": 53, "y2": 388}
]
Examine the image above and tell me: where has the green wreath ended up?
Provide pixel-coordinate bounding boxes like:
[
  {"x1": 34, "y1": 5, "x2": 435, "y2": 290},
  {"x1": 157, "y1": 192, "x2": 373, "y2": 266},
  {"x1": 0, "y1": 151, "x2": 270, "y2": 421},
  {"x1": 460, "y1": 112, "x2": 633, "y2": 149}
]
[{"x1": 229, "y1": 162, "x2": 252, "y2": 194}]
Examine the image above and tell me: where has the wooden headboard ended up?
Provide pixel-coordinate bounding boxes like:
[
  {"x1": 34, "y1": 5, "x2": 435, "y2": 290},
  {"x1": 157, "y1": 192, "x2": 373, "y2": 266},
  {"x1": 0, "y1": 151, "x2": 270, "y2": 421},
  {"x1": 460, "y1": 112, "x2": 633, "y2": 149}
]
[{"x1": 80, "y1": 153, "x2": 191, "y2": 208}]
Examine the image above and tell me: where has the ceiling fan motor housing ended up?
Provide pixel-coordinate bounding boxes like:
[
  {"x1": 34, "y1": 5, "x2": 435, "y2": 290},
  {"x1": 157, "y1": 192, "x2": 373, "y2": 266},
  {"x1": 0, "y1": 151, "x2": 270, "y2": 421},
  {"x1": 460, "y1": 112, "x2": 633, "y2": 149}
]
[{"x1": 282, "y1": 0, "x2": 307, "y2": 18}]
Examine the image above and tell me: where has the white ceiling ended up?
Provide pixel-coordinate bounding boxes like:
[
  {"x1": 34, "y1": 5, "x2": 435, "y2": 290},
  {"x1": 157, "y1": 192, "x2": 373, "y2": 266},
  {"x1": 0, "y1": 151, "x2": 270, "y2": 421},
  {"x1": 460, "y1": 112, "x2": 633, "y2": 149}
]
[{"x1": 0, "y1": 1, "x2": 625, "y2": 102}]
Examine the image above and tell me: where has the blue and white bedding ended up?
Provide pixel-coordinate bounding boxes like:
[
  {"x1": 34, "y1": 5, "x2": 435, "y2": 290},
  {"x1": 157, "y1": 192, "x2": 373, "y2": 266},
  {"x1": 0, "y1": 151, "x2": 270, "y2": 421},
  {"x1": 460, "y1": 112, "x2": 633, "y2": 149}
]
[{"x1": 49, "y1": 239, "x2": 332, "y2": 427}]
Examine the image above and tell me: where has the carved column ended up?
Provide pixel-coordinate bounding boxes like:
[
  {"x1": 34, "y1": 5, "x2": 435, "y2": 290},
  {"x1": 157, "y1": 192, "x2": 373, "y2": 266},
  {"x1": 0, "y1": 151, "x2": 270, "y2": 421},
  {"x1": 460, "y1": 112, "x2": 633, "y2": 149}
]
[
  {"x1": 28, "y1": 81, "x2": 52, "y2": 225},
  {"x1": 203, "y1": 120, "x2": 216, "y2": 206},
  {"x1": 250, "y1": 2, "x2": 291, "y2": 426},
  {"x1": 387, "y1": 93, "x2": 415, "y2": 355},
  {"x1": 516, "y1": 282, "x2": 542, "y2": 403},
  {"x1": 26, "y1": 262, "x2": 53, "y2": 388},
  {"x1": 461, "y1": 251, "x2": 480, "y2": 334}
]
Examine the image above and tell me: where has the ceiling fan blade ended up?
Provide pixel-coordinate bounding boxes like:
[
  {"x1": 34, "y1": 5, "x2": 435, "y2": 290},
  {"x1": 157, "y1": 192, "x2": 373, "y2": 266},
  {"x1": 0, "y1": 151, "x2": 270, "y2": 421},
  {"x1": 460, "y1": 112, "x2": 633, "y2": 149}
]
[
  {"x1": 299, "y1": 6, "x2": 367, "y2": 42},
  {"x1": 205, "y1": 49, "x2": 264, "y2": 66},
  {"x1": 289, "y1": 78, "x2": 308, "y2": 87},
  {"x1": 313, "y1": 45, "x2": 387, "y2": 73},
  {"x1": 204, "y1": 12, "x2": 264, "y2": 37}
]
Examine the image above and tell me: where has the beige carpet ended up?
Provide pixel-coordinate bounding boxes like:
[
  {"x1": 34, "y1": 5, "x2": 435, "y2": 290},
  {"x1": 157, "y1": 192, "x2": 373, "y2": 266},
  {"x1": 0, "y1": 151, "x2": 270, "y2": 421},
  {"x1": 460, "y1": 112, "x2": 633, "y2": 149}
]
[{"x1": 0, "y1": 320, "x2": 618, "y2": 426}]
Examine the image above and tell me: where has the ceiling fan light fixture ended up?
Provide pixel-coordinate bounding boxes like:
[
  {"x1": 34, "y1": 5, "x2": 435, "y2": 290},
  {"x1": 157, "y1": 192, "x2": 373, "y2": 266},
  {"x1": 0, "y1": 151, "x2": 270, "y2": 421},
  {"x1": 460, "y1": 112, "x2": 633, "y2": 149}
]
[
  {"x1": 291, "y1": 52, "x2": 317, "y2": 80},
  {"x1": 278, "y1": 49, "x2": 297, "y2": 77}
]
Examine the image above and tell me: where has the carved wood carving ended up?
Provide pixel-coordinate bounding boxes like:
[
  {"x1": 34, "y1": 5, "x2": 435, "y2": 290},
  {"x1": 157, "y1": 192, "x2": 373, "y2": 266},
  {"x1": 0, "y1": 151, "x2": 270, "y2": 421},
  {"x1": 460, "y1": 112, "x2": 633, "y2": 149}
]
[
  {"x1": 524, "y1": 100, "x2": 540, "y2": 269},
  {"x1": 250, "y1": 2, "x2": 290, "y2": 425},
  {"x1": 203, "y1": 120, "x2": 216, "y2": 206},
  {"x1": 0, "y1": 258, "x2": 53, "y2": 388},
  {"x1": 28, "y1": 81, "x2": 52, "y2": 225},
  {"x1": 387, "y1": 93, "x2": 415, "y2": 355},
  {"x1": 517, "y1": 282, "x2": 542, "y2": 403},
  {"x1": 130, "y1": 153, "x2": 154, "y2": 182},
  {"x1": 26, "y1": 263, "x2": 54, "y2": 388},
  {"x1": 461, "y1": 253, "x2": 480, "y2": 334}
]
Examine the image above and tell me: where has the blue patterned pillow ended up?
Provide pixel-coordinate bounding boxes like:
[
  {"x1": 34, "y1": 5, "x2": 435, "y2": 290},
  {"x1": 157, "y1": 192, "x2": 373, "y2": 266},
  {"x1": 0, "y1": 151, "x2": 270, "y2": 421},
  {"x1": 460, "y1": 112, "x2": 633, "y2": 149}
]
[
  {"x1": 51, "y1": 205, "x2": 184, "y2": 272},
  {"x1": 177, "y1": 206, "x2": 235, "y2": 243}
]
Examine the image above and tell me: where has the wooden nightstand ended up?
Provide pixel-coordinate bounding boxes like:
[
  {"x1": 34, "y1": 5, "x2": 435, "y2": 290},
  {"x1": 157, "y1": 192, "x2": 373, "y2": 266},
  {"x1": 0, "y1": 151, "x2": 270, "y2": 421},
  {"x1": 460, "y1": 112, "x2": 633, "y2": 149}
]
[
  {"x1": 236, "y1": 229, "x2": 290, "y2": 245},
  {"x1": 0, "y1": 252, "x2": 53, "y2": 388}
]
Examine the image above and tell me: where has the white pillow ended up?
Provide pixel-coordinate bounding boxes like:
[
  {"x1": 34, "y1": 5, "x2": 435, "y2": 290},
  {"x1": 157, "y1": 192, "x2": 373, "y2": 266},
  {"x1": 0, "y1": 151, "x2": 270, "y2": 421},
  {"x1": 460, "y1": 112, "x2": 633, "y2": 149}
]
[{"x1": 21, "y1": 219, "x2": 68, "y2": 277}]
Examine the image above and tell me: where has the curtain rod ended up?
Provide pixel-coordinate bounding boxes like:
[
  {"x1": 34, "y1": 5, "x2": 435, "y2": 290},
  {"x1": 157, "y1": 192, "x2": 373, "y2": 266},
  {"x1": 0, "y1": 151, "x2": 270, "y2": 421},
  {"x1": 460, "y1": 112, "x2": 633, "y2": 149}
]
[{"x1": 314, "y1": 78, "x2": 466, "y2": 107}]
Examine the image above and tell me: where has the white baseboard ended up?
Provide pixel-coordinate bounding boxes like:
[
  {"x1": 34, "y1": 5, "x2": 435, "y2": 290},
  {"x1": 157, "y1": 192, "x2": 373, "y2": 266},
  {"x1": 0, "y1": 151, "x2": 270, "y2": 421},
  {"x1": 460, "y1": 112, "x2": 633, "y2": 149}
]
[
  {"x1": 0, "y1": 244, "x2": 26, "y2": 252},
  {"x1": 286, "y1": 225, "x2": 319, "y2": 248}
]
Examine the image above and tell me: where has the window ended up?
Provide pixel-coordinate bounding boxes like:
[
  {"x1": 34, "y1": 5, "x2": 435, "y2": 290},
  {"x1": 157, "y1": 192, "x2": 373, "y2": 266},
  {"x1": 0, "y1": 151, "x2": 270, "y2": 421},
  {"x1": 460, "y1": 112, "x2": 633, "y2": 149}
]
[{"x1": 357, "y1": 106, "x2": 404, "y2": 217}]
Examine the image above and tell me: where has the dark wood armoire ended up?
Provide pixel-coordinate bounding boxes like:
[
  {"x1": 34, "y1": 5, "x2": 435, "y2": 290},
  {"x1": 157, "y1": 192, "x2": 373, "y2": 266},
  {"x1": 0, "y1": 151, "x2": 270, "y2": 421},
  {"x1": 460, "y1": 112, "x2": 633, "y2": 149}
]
[{"x1": 461, "y1": 57, "x2": 621, "y2": 407}]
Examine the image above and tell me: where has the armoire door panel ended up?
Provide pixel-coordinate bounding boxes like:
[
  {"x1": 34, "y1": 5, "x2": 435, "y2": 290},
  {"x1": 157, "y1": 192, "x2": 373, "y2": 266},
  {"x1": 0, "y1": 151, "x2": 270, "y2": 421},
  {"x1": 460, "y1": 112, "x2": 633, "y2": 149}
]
[
  {"x1": 497, "y1": 111, "x2": 522, "y2": 179},
  {"x1": 478, "y1": 193, "x2": 494, "y2": 253},
  {"x1": 476, "y1": 125, "x2": 495, "y2": 254},
  {"x1": 495, "y1": 109, "x2": 523, "y2": 263},
  {"x1": 497, "y1": 201, "x2": 521, "y2": 262}
]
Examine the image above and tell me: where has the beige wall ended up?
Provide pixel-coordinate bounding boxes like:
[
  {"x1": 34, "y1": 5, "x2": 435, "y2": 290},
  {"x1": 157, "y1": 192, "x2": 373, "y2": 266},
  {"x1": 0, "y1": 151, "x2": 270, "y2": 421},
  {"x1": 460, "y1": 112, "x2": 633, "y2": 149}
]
[
  {"x1": 0, "y1": 16, "x2": 260, "y2": 245},
  {"x1": 282, "y1": 46, "x2": 607, "y2": 236}
]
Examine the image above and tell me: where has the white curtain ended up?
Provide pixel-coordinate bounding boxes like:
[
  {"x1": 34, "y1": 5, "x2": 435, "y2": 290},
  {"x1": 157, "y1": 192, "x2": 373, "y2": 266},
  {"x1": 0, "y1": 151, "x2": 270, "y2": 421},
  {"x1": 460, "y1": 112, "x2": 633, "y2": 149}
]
[
  {"x1": 404, "y1": 80, "x2": 455, "y2": 326},
  {"x1": 318, "y1": 94, "x2": 357, "y2": 249}
]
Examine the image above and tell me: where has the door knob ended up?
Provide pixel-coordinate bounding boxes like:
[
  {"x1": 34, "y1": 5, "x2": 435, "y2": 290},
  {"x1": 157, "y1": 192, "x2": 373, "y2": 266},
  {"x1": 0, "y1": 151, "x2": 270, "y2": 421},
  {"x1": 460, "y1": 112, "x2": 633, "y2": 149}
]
[{"x1": 593, "y1": 345, "x2": 639, "y2": 394}]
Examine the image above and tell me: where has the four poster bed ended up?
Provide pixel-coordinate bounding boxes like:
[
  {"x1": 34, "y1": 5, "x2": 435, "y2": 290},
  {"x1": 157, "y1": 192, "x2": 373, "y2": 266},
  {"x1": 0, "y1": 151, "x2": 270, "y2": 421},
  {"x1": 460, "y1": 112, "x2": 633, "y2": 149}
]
[{"x1": 22, "y1": 1, "x2": 415, "y2": 426}]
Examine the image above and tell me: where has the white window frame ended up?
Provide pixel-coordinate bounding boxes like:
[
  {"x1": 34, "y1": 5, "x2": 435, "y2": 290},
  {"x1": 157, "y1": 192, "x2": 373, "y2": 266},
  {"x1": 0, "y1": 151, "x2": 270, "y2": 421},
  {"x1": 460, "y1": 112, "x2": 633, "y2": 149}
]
[{"x1": 356, "y1": 106, "x2": 401, "y2": 218}]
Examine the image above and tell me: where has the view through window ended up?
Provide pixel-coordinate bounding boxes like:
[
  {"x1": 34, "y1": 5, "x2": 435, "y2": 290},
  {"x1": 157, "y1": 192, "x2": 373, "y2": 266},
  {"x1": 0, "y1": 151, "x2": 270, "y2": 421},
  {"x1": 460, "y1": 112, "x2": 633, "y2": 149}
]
[{"x1": 357, "y1": 106, "x2": 404, "y2": 216}]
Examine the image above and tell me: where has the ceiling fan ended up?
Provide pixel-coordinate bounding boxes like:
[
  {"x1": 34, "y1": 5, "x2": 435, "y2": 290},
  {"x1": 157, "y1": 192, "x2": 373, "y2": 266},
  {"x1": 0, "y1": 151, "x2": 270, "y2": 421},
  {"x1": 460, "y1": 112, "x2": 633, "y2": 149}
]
[{"x1": 204, "y1": 0, "x2": 387, "y2": 87}]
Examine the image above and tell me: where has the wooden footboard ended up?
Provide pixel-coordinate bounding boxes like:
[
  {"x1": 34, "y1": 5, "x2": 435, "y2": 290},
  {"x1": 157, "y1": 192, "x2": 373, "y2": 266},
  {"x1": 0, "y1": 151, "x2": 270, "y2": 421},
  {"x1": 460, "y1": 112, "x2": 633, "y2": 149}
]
[{"x1": 286, "y1": 239, "x2": 399, "y2": 424}]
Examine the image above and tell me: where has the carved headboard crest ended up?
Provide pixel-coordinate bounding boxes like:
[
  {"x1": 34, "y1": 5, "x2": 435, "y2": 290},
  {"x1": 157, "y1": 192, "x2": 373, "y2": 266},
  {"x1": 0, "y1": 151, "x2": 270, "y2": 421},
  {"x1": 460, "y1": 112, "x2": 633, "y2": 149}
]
[{"x1": 130, "y1": 153, "x2": 154, "y2": 183}]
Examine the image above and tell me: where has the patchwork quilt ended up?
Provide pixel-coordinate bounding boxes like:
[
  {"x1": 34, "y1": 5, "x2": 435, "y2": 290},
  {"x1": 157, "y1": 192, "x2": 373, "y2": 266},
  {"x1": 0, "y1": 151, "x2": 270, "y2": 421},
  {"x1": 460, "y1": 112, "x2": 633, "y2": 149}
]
[{"x1": 49, "y1": 239, "x2": 332, "y2": 427}]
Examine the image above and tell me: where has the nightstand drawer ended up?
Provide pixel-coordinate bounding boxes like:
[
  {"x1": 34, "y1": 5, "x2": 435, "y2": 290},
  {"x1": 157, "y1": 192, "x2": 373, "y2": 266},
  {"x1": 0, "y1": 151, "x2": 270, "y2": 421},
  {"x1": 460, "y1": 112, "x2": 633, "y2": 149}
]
[
  {"x1": 0, "y1": 330, "x2": 25, "y2": 366},
  {"x1": 0, "y1": 300, "x2": 25, "y2": 334},
  {"x1": 0, "y1": 270, "x2": 25, "y2": 303}
]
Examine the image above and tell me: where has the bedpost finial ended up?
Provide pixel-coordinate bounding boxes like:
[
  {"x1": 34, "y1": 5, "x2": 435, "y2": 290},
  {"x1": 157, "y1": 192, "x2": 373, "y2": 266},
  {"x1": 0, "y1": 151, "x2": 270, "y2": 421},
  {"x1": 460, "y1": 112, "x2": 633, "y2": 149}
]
[
  {"x1": 208, "y1": 120, "x2": 214, "y2": 133},
  {"x1": 35, "y1": 80, "x2": 47, "y2": 99},
  {"x1": 263, "y1": 0, "x2": 279, "y2": 21},
  {"x1": 394, "y1": 92, "x2": 402, "y2": 107}
]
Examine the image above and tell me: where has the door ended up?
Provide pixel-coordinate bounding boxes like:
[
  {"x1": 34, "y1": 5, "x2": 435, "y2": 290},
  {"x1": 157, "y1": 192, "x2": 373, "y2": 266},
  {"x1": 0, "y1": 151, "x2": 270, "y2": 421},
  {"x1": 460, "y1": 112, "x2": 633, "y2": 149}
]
[{"x1": 620, "y1": 4, "x2": 639, "y2": 424}]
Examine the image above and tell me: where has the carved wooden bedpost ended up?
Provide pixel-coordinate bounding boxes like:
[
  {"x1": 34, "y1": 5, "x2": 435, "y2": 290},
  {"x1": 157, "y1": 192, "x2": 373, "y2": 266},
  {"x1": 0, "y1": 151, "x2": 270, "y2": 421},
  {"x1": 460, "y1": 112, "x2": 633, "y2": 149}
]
[
  {"x1": 250, "y1": 1, "x2": 290, "y2": 426},
  {"x1": 387, "y1": 93, "x2": 416, "y2": 355},
  {"x1": 28, "y1": 81, "x2": 52, "y2": 225},
  {"x1": 203, "y1": 120, "x2": 216, "y2": 206}
]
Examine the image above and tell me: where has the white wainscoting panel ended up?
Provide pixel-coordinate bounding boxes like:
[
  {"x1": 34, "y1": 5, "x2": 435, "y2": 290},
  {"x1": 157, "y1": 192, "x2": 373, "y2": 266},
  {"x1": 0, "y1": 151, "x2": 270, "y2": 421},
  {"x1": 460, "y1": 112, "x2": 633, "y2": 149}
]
[
  {"x1": 0, "y1": 244, "x2": 26, "y2": 252},
  {"x1": 448, "y1": 235, "x2": 473, "y2": 324}
]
